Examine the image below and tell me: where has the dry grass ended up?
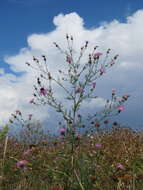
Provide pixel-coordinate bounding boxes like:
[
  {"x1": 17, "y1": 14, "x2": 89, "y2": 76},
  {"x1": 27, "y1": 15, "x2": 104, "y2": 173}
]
[{"x1": 0, "y1": 126, "x2": 143, "y2": 190}]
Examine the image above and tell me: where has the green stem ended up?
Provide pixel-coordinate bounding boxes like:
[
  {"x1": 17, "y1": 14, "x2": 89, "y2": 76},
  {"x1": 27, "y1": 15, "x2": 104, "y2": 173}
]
[{"x1": 74, "y1": 169, "x2": 85, "y2": 190}]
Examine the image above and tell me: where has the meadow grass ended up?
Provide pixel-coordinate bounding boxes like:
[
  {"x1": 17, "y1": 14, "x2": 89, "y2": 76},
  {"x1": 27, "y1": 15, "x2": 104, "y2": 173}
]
[{"x1": 0, "y1": 124, "x2": 143, "y2": 190}]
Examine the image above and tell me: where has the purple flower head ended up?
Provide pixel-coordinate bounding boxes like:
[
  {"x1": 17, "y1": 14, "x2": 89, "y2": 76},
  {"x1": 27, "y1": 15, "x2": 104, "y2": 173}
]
[
  {"x1": 59, "y1": 128, "x2": 66, "y2": 135},
  {"x1": 66, "y1": 56, "x2": 72, "y2": 64},
  {"x1": 111, "y1": 61, "x2": 115, "y2": 66},
  {"x1": 28, "y1": 114, "x2": 33, "y2": 120},
  {"x1": 118, "y1": 105, "x2": 125, "y2": 111},
  {"x1": 29, "y1": 98, "x2": 35, "y2": 104},
  {"x1": 75, "y1": 133, "x2": 81, "y2": 139},
  {"x1": 75, "y1": 88, "x2": 83, "y2": 93},
  {"x1": 60, "y1": 141, "x2": 65, "y2": 145},
  {"x1": 40, "y1": 88, "x2": 48, "y2": 96},
  {"x1": 16, "y1": 160, "x2": 28, "y2": 167},
  {"x1": 91, "y1": 82, "x2": 96, "y2": 88},
  {"x1": 116, "y1": 164, "x2": 125, "y2": 169},
  {"x1": 95, "y1": 144, "x2": 102, "y2": 149},
  {"x1": 94, "y1": 52, "x2": 103, "y2": 57},
  {"x1": 16, "y1": 110, "x2": 21, "y2": 115},
  {"x1": 99, "y1": 68, "x2": 106, "y2": 74},
  {"x1": 23, "y1": 149, "x2": 32, "y2": 156}
]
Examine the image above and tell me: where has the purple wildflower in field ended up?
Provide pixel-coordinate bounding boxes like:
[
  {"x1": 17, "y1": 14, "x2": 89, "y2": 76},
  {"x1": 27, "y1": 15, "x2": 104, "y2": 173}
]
[
  {"x1": 95, "y1": 144, "x2": 102, "y2": 148},
  {"x1": 116, "y1": 164, "x2": 125, "y2": 169},
  {"x1": 16, "y1": 160, "x2": 28, "y2": 167},
  {"x1": 60, "y1": 141, "x2": 65, "y2": 145},
  {"x1": 59, "y1": 128, "x2": 66, "y2": 135},
  {"x1": 23, "y1": 149, "x2": 32, "y2": 156}
]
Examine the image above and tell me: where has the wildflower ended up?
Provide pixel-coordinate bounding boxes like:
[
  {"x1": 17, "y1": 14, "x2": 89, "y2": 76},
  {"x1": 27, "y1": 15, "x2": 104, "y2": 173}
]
[
  {"x1": 75, "y1": 88, "x2": 83, "y2": 93},
  {"x1": 94, "y1": 52, "x2": 103, "y2": 57},
  {"x1": 95, "y1": 144, "x2": 102, "y2": 148},
  {"x1": 16, "y1": 110, "x2": 21, "y2": 115},
  {"x1": 28, "y1": 114, "x2": 33, "y2": 120},
  {"x1": 16, "y1": 160, "x2": 28, "y2": 167},
  {"x1": 111, "y1": 61, "x2": 115, "y2": 66},
  {"x1": 66, "y1": 56, "x2": 72, "y2": 64},
  {"x1": 75, "y1": 133, "x2": 81, "y2": 140},
  {"x1": 40, "y1": 88, "x2": 48, "y2": 96},
  {"x1": 23, "y1": 149, "x2": 32, "y2": 156},
  {"x1": 99, "y1": 68, "x2": 106, "y2": 74},
  {"x1": 116, "y1": 164, "x2": 125, "y2": 169},
  {"x1": 29, "y1": 98, "x2": 35, "y2": 104},
  {"x1": 118, "y1": 105, "x2": 125, "y2": 112},
  {"x1": 91, "y1": 82, "x2": 96, "y2": 88},
  {"x1": 77, "y1": 114, "x2": 81, "y2": 118},
  {"x1": 59, "y1": 128, "x2": 66, "y2": 136},
  {"x1": 60, "y1": 141, "x2": 65, "y2": 145}
]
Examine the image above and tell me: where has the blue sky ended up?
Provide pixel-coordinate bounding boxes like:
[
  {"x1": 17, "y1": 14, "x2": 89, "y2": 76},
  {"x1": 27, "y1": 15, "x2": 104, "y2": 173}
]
[
  {"x1": 0, "y1": 0, "x2": 143, "y2": 130},
  {"x1": 0, "y1": 0, "x2": 142, "y2": 59}
]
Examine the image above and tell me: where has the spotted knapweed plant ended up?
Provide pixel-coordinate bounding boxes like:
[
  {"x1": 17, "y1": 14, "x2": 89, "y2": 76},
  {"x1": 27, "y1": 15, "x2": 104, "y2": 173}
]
[
  {"x1": 26, "y1": 34, "x2": 130, "y2": 146},
  {"x1": 9, "y1": 110, "x2": 49, "y2": 144}
]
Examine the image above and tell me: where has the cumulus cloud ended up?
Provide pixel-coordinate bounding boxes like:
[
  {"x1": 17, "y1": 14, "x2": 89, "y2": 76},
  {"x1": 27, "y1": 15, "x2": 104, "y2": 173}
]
[{"x1": 1, "y1": 10, "x2": 143, "y2": 129}]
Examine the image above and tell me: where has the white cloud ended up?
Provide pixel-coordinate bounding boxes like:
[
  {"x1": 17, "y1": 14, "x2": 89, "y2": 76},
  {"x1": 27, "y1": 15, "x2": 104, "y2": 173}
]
[
  {"x1": 1, "y1": 10, "x2": 143, "y2": 128},
  {"x1": 82, "y1": 98, "x2": 106, "y2": 109}
]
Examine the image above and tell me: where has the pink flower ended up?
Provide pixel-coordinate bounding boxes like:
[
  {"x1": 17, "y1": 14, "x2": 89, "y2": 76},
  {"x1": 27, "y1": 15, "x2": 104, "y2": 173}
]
[
  {"x1": 116, "y1": 164, "x2": 125, "y2": 169},
  {"x1": 59, "y1": 128, "x2": 66, "y2": 135},
  {"x1": 28, "y1": 114, "x2": 33, "y2": 120},
  {"x1": 60, "y1": 141, "x2": 65, "y2": 145},
  {"x1": 111, "y1": 61, "x2": 115, "y2": 66},
  {"x1": 75, "y1": 88, "x2": 83, "y2": 93},
  {"x1": 94, "y1": 52, "x2": 103, "y2": 57},
  {"x1": 29, "y1": 98, "x2": 35, "y2": 104},
  {"x1": 75, "y1": 133, "x2": 81, "y2": 139},
  {"x1": 16, "y1": 160, "x2": 28, "y2": 167},
  {"x1": 16, "y1": 110, "x2": 21, "y2": 115},
  {"x1": 91, "y1": 82, "x2": 96, "y2": 88},
  {"x1": 66, "y1": 56, "x2": 72, "y2": 64},
  {"x1": 40, "y1": 88, "x2": 48, "y2": 96},
  {"x1": 95, "y1": 144, "x2": 102, "y2": 148},
  {"x1": 99, "y1": 68, "x2": 106, "y2": 74},
  {"x1": 23, "y1": 149, "x2": 32, "y2": 156},
  {"x1": 118, "y1": 105, "x2": 125, "y2": 111}
]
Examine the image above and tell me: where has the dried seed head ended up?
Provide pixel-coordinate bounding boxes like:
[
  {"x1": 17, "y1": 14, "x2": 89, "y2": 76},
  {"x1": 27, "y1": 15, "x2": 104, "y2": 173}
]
[
  {"x1": 95, "y1": 122, "x2": 100, "y2": 127},
  {"x1": 122, "y1": 94, "x2": 130, "y2": 101}
]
